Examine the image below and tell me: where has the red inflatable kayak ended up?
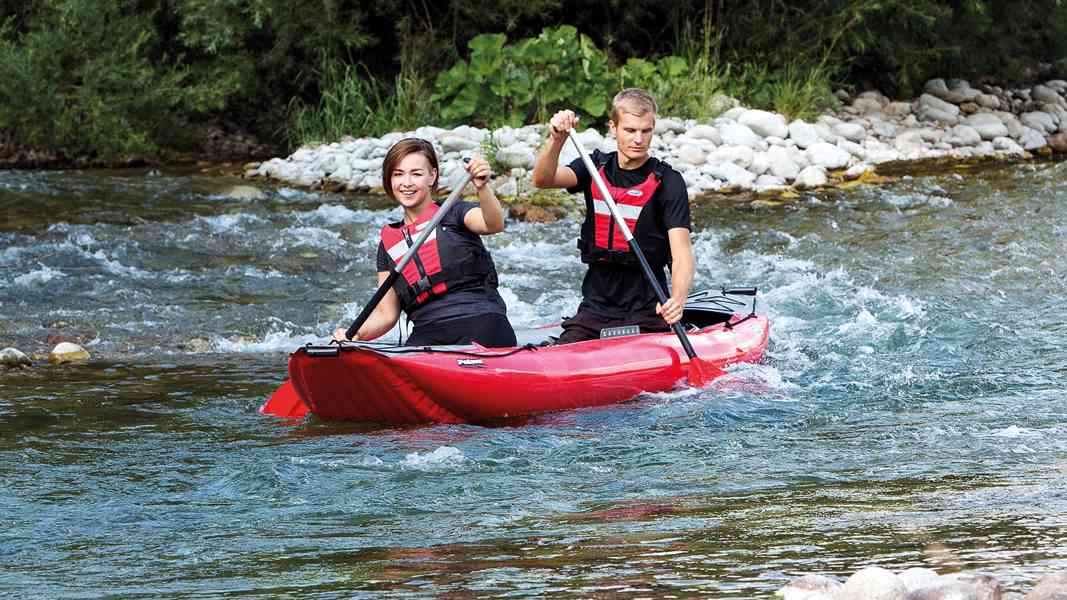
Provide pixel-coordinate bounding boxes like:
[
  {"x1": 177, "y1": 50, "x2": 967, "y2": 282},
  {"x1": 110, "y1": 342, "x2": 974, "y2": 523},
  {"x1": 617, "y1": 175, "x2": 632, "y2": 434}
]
[{"x1": 273, "y1": 289, "x2": 770, "y2": 424}]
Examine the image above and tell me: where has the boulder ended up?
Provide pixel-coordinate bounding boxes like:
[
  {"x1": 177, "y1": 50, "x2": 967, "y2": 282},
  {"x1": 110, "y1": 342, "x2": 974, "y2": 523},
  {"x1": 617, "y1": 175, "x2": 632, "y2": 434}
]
[
  {"x1": 766, "y1": 145, "x2": 800, "y2": 180},
  {"x1": 837, "y1": 567, "x2": 909, "y2": 600},
  {"x1": 708, "y1": 145, "x2": 755, "y2": 169},
  {"x1": 834, "y1": 122, "x2": 868, "y2": 142},
  {"x1": 805, "y1": 142, "x2": 851, "y2": 169},
  {"x1": 700, "y1": 161, "x2": 756, "y2": 188},
  {"x1": 945, "y1": 125, "x2": 983, "y2": 147},
  {"x1": 963, "y1": 113, "x2": 1010, "y2": 140},
  {"x1": 1021, "y1": 111, "x2": 1058, "y2": 133},
  {"x1": 1024, "y1": 571, "x2": 1067, "y2": 600},
  {"x1": 1049, "y1": 132, "x2": 1067, "y2": 153},
  {"x1": 777, "y1": 573, "x2": 843, "y2": 600},
  {"x1": 0, "y1": 347, "x2": 31, "y2": 369},
  {"x1": 719, "y1": 122, "x2": 766, "y2": 149},
  {"x1": 898, "y1": 568, "x2": 942, "y2": 592},
  {"x1": 688, "y1": 124, "x2": 722, "y2": 145},
  {"x1": 50, "y1": 342, "x2": 90, "y2": 363},
  {"x1": 795, "y1": 165, "x2": 828, "y2": 188},
  {"x1": 788, "y1": 120, "x2": 821, "y2": 149},
  {"x1": 739, "y1": 109, "x2": 790, "y2": 138},
  {"x1": 1032, "y1": 85, "x2": 1064, "y2": 106}
]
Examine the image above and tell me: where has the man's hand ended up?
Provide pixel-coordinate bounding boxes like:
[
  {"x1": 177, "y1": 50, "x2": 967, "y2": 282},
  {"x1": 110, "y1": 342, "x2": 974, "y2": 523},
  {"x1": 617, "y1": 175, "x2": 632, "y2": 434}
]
[{"x1": 548, "y1": 110, "x2": 579, "y2": 142}]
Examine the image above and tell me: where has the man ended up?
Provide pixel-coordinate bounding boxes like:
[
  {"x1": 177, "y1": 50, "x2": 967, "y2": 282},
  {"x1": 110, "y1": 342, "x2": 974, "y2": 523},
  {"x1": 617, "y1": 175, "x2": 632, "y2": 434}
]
[{"x1": 531, "y1": 88, "x2": 695, "y2": 343}]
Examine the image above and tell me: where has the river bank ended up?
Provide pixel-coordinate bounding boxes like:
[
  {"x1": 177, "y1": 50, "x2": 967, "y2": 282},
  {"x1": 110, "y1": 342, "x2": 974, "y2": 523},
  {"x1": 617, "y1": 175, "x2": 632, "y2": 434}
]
[{"x1": 242, "y1": 77, "x2": 1067, "y2": 220}]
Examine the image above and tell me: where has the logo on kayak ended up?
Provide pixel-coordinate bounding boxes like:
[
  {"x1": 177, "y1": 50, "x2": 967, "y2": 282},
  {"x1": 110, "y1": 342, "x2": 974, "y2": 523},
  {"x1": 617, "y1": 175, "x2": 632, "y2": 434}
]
[
  {"x1": 457, "y1": 358, "x2": 484, "y2": 367},
  {"x1": 626, "y1": 189, "x2": 643, "y2": 197}
]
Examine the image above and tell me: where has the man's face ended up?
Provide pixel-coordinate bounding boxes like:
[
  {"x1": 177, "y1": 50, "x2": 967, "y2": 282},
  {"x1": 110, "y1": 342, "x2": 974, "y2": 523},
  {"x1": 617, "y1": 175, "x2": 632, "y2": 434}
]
[{"x1": 609, "y1": 110, "x2": 655, "y2": 165}]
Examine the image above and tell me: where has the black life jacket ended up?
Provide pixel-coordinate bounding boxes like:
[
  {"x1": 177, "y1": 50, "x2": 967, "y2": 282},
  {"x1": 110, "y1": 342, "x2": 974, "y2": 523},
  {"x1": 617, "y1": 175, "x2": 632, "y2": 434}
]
[
  {"x1": 578, "y1": 153, "x2": 667, "y2": 267},
  {"x1": 379, "y1": 203, "x2": 497, "y2": 313}
]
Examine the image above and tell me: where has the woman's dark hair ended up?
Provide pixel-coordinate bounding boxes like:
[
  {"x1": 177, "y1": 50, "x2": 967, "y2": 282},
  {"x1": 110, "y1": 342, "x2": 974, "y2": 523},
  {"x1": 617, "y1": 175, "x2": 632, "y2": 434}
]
[{"x1": 381, "y1": 138, "x2": 440, "y2": 200}]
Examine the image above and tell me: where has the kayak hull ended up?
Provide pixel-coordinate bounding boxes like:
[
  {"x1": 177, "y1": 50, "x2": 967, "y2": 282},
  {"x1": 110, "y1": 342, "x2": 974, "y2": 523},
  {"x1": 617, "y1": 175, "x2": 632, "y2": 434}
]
[{"x1": 287, "y1": 313, "x2": 769, "y2": 424}]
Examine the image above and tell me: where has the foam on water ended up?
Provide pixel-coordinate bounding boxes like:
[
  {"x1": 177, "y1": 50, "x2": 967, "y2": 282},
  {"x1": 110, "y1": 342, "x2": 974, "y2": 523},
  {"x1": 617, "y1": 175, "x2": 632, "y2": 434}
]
[
  {"x1": 401, "y1": 446, "x2": 467, "y2": 470},
  {"x1": 297, "y1": 203, "x2": 383, "y2": 225},
  {"x1": 13, "y1": 264, "x2": 66, "y2": 287},
  {"x1": 196, "y1": 212, "x2": 267, "y2": 234},
  {"x1": 272, "y1": 226, "x2": 346, "y2": 250},
  {"x1": 212, "y1": 328, "x2": 323, "y2": 353}
]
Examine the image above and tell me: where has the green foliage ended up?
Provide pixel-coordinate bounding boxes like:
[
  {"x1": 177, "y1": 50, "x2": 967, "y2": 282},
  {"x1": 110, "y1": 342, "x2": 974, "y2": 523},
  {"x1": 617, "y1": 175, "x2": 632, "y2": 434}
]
[
  {"x1": 432, "y1": 25, "x2": 614, "y2": 128},
  {"x1": 289, "y1": 56, "x2": 436, "y2": 146},
  {"x1": 0, "y1": 0, "x2": 234, "y2": 158}
]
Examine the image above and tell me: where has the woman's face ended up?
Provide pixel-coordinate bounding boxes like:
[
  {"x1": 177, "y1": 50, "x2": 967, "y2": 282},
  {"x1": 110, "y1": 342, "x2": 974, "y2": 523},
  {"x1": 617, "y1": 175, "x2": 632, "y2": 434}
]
[{"x1": 390, "y1": 152, "x2": 437, "y2": 212}]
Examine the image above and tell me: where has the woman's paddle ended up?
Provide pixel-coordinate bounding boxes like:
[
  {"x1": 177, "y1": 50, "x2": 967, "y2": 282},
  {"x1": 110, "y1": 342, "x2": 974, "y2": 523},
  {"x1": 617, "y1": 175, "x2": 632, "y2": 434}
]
[
  {"x1": 567, "y1": 130, "x2": 721, "y2": 387},
  {"x1": 259, "y1": 161, "x2": 475, "y2": 419}
]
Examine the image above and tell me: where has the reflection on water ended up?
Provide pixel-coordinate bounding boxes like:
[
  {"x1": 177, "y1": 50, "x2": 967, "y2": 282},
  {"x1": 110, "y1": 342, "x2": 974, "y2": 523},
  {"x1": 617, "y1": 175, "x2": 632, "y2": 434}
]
[{"x1": 1, "y1": 160, "x2": 1066, "y2": 597}]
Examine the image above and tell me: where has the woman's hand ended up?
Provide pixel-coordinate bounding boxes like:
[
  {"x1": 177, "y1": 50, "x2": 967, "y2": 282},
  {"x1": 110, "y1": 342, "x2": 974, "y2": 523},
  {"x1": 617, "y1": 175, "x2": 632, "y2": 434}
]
[
  {"x1": 466, "y1": 155, "x2": 492, "y2": 189},
  {"x1": 332, "y1": 327, "x2": 353, "y2": 342},
  {"x1": 656, "y1": 296, "x2": 686, "y2": 326}
]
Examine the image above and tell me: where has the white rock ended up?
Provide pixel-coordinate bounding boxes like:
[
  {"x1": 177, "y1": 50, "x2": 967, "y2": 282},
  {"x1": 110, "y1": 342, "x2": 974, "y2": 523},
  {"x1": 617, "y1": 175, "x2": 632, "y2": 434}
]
[
  {"x1": 838, "y1": 138, "x2": 866, "y2": 159},
  {"x1": 945, "y1": 125, "x2": 983, "y2": 146},
  {"x1": 814, "y1": 122, "x2": 839, "y2": 143},
  {"x1": 721, "y1": 107, "x2": 748, "y2": 121},
  {"x1": 1017, "y1": 126, "x2": 1048, "y2": 150},
  {"x1": 766, "y1": 146, "x2": 800, "y2": 180},
  {"x1": 1032, "y1": 84, "x2": 1064, "y2": 105},
  {"x1": 993, "y1": 136, "x2": 1024, "y2": 153},
  {"x1": 975, "y1": 93, "x2": 1001, "y2": 109},
  {"x1": 844, "y1": 163, "x2": 873, "y2": 180},
  {"x1": 924, "y1": 78, "x2": 950, "y2": 97},
  {"x1": 754, "y1": 174, "x2": 788, "y2": 191},
  {"x1": 795, "y1": 165, "x2": 827, "y2": 188},
  {"x1": 883, "y1": 101, "x2": 914, "y2": 117},
  {"x1": 776, "y1": 574, "x2": 843, "y2": 600},
  {"x1": 739, "y1": 109, "x2": 789, "y2": 138},
  {"x1": 1021, "y1": 111, "x2": 1057, "y2": 133},
  {"x1": 834, "y1": 122, "x2": 868, "y2": 142},
  {"x1": 749, "y1": 150, "x2": 771, "y2": 175},
  {"x1": 893, "y1": 131, "x2": 926, "y2": 154},
  {"x1": 962, "y1": 113, "x2": 1009, "y2": 140},
  {"x1": 720, "y1": 122, "x2": 766, "y2": 149},
  {"x1": 439, "y1": 133, "x2": 480, "y2": 152},
  {"x1": 898, "y1": 567, "x2": 941, "y2": 592},
  {"x1": 655, "y1": 117, "x2": 686, "y2": 134},
  {"x1": 788, "y1": 120, "x2": 821, "y2": 149},
  {"x1": 676, "y1": 144, "x2": 707, "y2": 165},
  {"x1": 805, "y1": 142, "x2": 851, "y2": 169},
  {"x1": 836, "y1": 567, "x2": 908, "y2": 600},
  {"x1": 51, "y1": 342, "x2": 90, "y2": 363},
  {"x1": 688, "y1": 124, "x2": 722, "y2": 144},
  {"x1": 700, "y1": 161, "x2": 756, "y2": 188},
  {"x1": 708, "y1": 145, "x2": 755, "y2": 169},
  {"x1": 496, "y1": 143, "x2": 536, "y2": 170},
  {"x1": 0, "y1": 347, "x2": 31, "y2": 368}
]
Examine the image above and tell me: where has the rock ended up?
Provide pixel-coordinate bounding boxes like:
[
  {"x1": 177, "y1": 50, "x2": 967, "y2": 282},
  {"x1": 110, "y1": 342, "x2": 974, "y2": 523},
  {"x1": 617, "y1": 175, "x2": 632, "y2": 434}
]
[
  {"x1": 899, "y1": 568, "x2": 942, "y2": 592},
  {"x1": 777, "y1": 573, "x2": 843, "y2": 600},
  {"x1": 688, "y1": 124, "x2": 722, "y2": 145},
  {"x1": 50, "y1": 342, "x2": 90, "y2": 363},
  {"x1": 975, "y1": 93, "x2": 1001, "y2": 109},
  {"x1": 655, "y1": 117, "x2": 686, "y2": 134},
  {"x1": 945, "y1": 125, "x2": 983, "y2": 146},
  {"x1": 853, "y1": 97, "x2": 885, "y2": 114},
  {"x1": 1018, "y1": 126, "x2": 1049, "y2": 150},
  {"x1": 795, "y1": 165, "x2": 827, "y2": 188},
  {"x1": 919, "y1": 94, "x2": 961, "y2": 124},
  {"x1": 508, "y1": 203, "x2": 565, "y2": 223},
  {"x1": 837, "y1": 567, "x2": 909, "y2": 600},
  {"x1": 925, "y1": 78, "x2": 950, "y2": 97},
  {"x1": 1048, "y1": 132, "x2": 1067, "y2": 153},
  {"x1": 438, "y1": 133, "x2": 480, "y2": 153},
  {"x1": 788, "y1": 120, "x2": 821, "y2": 149},
  {"x1": 0, "y1": 347, "x2": 32, "y2": 368},
  {"x1": 1024, "y1": 571, "x2": 1067, "y2": 599},
  {"x1": 739, "y1": 109, "x2": 790, "y2": 138},
  {"x1": 882, "y1": 102, "x2": 913, "y2": 118},
  {"x1": 993, "y1": 136, "x2": 1024, "y2": 153},
  {"x1": 708, "y1": 145, "x2": 754, "y2": 169},
  {"x1": 700, "y1": 161, "x2": 756, "y2": 188},
  {"x1": 219, "y1": 185, "x2": 265, "y2": 200},
  {"x1": 963, "y1": 113, "x2": 1010, "y2": 140},
  {"x1": 495, "y1": 143, "x2": 536, "y2": 170},
  {"x1": 676, "y1": 143, "x2": 707, "y2": 165},
  {"x1": 766, "y1": 145, "x2": 800, "y2": 180},
  {"x1": 749, "y1": 150, "x2": 770, "y2": 175},
  {"x1": 184, "y1": 338, "x2": 213, "y2": 353},
  {"x1": 960, "y1": 102, "x2": 980, "y2": 114},
  {"x1": 719, "y1": 122, "x2": 766, "y2": 149},
  {"x1": 1032, "y1": 85, "x2": 1064, "y2": 105},
  {"x1": 754, "y1": 174, "x2": 788, "y2": 191},
  {"x1": 834, "y1": 122, "x2": 868, "y2": 142},
  {"x1": 805, "y1": 142, "x2": 851, "y2": 169},
  {"x1": 1021, "y1": 111, "x2": 1058, "y2": 133},
  {"x1": 844, "y1": 163, "x2": 873, "y2": 180}
]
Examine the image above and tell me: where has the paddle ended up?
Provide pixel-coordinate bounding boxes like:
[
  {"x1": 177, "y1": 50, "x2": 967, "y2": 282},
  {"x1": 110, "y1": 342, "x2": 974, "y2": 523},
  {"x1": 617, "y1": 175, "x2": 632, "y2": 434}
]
[
  {"x1": 259, "y1": 160, "x2": 475, "y2": 419},
  {"x1": 567, "y1": 130, "x2": 722, "y2": 387}
]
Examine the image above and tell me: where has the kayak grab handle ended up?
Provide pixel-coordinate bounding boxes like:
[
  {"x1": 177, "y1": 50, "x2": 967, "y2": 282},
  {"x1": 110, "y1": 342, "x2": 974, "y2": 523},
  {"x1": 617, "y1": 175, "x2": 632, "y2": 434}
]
[
  {"x1": 304, "y1": 344, "x2": 341, "y2": 358},
  {"x1": 722, "y1": 286, "x2": 757, "y2": 296}
]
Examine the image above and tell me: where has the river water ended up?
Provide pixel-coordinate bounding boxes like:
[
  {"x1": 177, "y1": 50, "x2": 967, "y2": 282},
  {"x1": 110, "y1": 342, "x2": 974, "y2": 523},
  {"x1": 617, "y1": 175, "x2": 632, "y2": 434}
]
[{"x1": 1, "y1": 161, "x2": 1066, "y2": 598}]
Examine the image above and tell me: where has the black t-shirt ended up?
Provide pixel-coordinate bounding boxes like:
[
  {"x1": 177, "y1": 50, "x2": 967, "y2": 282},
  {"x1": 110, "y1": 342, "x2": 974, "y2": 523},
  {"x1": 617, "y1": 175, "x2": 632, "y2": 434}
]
[
  {"x1": 567, "y1": 151, "x2": 691, "y2": 317},
  {"x1": 376, "y1": 200, "x2": 507, "y2": 328}
]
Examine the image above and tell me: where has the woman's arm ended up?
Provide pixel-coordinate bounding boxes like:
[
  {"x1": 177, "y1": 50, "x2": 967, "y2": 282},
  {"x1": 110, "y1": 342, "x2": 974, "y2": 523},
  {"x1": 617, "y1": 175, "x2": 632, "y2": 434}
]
[
  {"x1": 462, "y1": 155, "x2": 506, "y2": 235},
  {"x1": 332, "y1": 271, "x2": 402, "y2": 341}
]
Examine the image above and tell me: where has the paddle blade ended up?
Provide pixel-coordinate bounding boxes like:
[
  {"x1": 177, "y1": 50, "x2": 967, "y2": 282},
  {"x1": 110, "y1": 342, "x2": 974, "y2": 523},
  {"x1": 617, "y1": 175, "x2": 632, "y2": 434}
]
[
  {"x1": 687, "y1": 358, "x2": 726, "y2": 388},
  {"x1": 259, "y1": 380, "x2": 309, "y2": 419}
]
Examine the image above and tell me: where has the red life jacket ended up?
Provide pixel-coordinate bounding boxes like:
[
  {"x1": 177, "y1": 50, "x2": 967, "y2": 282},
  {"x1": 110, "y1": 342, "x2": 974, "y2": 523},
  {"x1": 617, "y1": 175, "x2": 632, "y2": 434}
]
[
  {"x1": 578, "y1": 155, "x2": 665, "y2": 266},
  {"x1": 379, "y1": 203, "x2": 496, "y2": 312}
]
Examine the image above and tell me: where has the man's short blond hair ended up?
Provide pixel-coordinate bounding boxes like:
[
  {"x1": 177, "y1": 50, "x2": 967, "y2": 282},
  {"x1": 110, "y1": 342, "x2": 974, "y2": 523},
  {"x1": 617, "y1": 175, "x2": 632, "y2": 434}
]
[{"x1": 610, "y1": 88, "x2": 658, "y2": 122}]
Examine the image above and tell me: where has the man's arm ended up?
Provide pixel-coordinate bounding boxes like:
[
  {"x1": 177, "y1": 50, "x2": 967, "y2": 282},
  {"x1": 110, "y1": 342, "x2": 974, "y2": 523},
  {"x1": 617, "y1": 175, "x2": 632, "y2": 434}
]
[
  {"x1": 656, "y1": 227, "x2": 695, "y2": 325},
  {"x1": 531, "y1": 110, "x2": 580, "y2": 189}
]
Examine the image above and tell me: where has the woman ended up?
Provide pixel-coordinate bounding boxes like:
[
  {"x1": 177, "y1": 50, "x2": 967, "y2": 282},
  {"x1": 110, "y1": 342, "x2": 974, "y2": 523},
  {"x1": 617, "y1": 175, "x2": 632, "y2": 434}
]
[{"x1": 332, "y1": 138, "x2": 516, "y2": 347}]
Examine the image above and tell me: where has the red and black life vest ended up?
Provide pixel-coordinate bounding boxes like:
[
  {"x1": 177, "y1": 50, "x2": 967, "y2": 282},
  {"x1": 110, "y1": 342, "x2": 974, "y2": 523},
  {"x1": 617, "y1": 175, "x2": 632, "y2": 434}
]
[
  {"x1": 379, "y1": 203, "x2": 496, "y2": 312},
  {"x1": 578, "y1": 154, "x2": 667, "y2": 267}
]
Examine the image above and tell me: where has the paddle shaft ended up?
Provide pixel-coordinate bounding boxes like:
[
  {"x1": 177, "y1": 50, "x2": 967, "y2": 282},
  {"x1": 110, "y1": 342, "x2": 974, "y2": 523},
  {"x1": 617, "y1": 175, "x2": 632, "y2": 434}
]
[
  {"x1": 344, "y1": 166, "x2": 474, "y2": 340},
  {"x1": 567, "y1": 130, "x2": 699, "y2": 360}
]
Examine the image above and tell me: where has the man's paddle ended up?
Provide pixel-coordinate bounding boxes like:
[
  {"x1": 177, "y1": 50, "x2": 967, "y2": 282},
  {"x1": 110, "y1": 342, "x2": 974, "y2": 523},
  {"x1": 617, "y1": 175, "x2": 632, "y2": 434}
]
[
  {"x1": 259, "y1": 161, "x2": 474, "y2": 419},
  {"x1": 567, "y1": 130, "x2": 721, "y2": 387}
]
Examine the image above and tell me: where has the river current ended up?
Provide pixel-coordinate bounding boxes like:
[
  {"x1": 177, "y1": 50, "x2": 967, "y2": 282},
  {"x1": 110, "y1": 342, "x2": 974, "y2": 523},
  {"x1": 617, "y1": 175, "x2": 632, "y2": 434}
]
[{"x1": 1, "y1": 161, "x2": 1065, "y2": 598}]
